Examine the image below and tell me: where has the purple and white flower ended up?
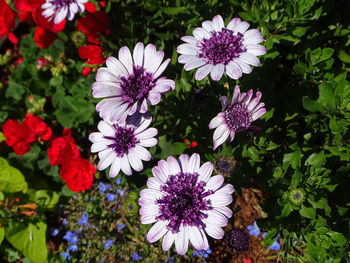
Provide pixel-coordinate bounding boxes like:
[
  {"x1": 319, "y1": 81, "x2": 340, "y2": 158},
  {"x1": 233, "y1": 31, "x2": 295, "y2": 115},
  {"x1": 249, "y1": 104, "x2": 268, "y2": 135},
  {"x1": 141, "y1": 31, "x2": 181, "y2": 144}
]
[
  {"x1": 92, "y1": 43, "x2": 175, "y2": 124},
  {"x1": 177, "y1": 15, "x2": 266, "y2": 81},
  {"x1": 89, "y1": 113, "x2": 157, "y2": 177},
  {"x1": 139, "y1": 153, "x2": 234, "y2": 255},
  {"x1": 41, "y1": 0, "x2": 88, "y2": 24},
  {"x1": 209, "y1": 85, "x2": 266, "y2": 150}
]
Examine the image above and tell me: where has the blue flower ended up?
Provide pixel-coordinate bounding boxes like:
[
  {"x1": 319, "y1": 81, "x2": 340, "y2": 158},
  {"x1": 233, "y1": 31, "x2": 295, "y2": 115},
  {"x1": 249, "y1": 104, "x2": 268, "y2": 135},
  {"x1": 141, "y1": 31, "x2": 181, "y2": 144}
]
[
  {"x1": 106, "y1": 193, "x2": 117, "y2": 202},
  {"x1": 262, "y1": 232, "x2": 281, "y2": 250},
  {"x1": 68, "y1": 244, "x2": 78, "y2": 252},
  {"x1": 247, "y1": 221, "x2": 260, "y2": 237},
  {"x1": 78, "y1": 212, "x2": 89, "y2": 229},
  {"x1": 132, "y1": 252, "x2": 142, "y2": 261},
  {"x1": 116, "y1": 178, "x2": 121, "y2": 185},
  {"x1": 118, "y1": 223, "x2": 126, "y2": 232},
  {"x1": 62, "y1": 218, "x2": 69, "y2": 226},
  {"x1": 104, "y1": 238, "x2": 113, "y2": 250},
  {"x1": 50, "y1": 227, "x2": 60, "y2": 237},
  {"x1": 192, "y1": 250, "x2": 200, "y2": 257},
  {"x1": 99, "y1": 182, "x2": 107, "y2": 194},
  {"x1": 61, "y1": 251, "x2": 70, "y2": 261},
  {"x1": 63, "y1": 231, "x2": 78, "y2": 245},
  {"x1": 117, "y1": 188, "x2": 124, "y2": 196}
]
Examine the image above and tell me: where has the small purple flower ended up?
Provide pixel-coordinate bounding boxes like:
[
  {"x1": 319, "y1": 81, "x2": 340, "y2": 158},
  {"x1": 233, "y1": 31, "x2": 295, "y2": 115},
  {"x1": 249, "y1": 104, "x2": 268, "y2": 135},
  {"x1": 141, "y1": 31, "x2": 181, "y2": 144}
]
[
  {"x1": 139, "y1": 153, "x2": 234, "y2": 255},
  {"x1": 104, "y1": 238, "x2": 113, "y2": 249},
  {"x1": 89, "y1": 113, "x2": 158, "y2": 176},
  {"x1": 118, "y1": 223, "x2": 126, "y2": 232},
  {"x1": 262, "y1": 232, "x2": 281, "y2": 250},
  {"x1": 117, "y1": 188, "x2": 124, "y2": 196},
  {"x1": 177, "y1": 15, "x2": 266, "y2": 81},
  {"x1": 50, "y1": 227, "x2": 60, "y2": 237},
  {"x1": 68, "y1": 244, "x2": 78, "y2": 252},
  {"x1": 247, "y1": 221, "x2": 260, "y2": 237},
  {"x1": 78, "y1": 212, "x2": 89, "y2": 229},
  {"x1": 63, "y1": 231, "x2": 78, "y2": 245},
  {"x1": 200, "y1": 248, "x2": 212, "y2": 258},
  {"x1": 41, "y1": 0, "x2": 88, "y2": 24},
  {"x1": 99, "y1": 182, "x2": 108, "y2": 194},
  {"x1": 61, "y1": 251, "x2": 70, "y2": 261},
  {"x1": 116, "y1": 178, "x2": 121, "y2": 185},
  {"x1": 132, "y1": 252, "x2": 143, "y2": 261},
  {"x1": 92, "y1": 42, "x2": 175, "y2": 123},
  {"x1": 106, "y1": 193, "x2": 117, "y2": 202},
  {"x1": 209, "y1": 85, "x2": 266, "y2": 150}
]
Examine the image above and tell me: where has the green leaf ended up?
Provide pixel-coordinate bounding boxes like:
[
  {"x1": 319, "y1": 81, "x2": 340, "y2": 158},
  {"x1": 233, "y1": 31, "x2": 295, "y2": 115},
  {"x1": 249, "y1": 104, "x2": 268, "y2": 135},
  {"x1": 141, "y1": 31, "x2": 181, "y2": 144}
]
[
  {"x1": 279, "y1": 202, "x2": 293, "y2": 218},
  {"x1": 338, "y1": 50, "x2": 350, "y2": 63},
  {"x1": 299, "y1": 204, "x2": 316, "y2": 219},
  {"x1": 305, "y1": 151, "x2": 326, "y2": 167},
  {"x1": 54, "y1": 97, "x2": 95, "y2": 128},
  {"x1": 318, "y1": 82, "x2": 333, "y2": 105},
  {"x1": 5, "y1": 79, "x2": 25, "y2": 101},
  {"x1": 0, "y1": 132, "x2": 5, "y2": 143},
  {"x1": 283, "y1": 150, "x2": 303, "y2": 169},
  {"x1": 162, "y1": 6, "x2": 187, "y2": 15},
  {"x1": 0, "y1": 227, "x2": 4, "y2": 246},
  {"x1": 328, "y1": 231, "x2": 346, "y2": 246},
  {"x1": 6, "y1": 222, "x2": 47, "y2": 263},
  {"x1": 302, "y1": 97, "x2": 322, "y2": 112},
  {"x1": 0, "y1": 157, "x2": 28, "y2": 193},
  {"x1": 28, "y1": 190, "x2": 59, "y2": 209}
]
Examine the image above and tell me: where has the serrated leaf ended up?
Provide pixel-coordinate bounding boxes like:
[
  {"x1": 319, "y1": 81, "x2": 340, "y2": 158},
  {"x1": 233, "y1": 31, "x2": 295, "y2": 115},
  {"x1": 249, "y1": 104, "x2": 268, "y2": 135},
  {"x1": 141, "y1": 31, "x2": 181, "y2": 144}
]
[
  {"x1": 5, "y1": 79, "x2": 25, "y2": 101},
  {"x1": 302, "y1": 96, "x2": 322, "y2": 112},
  {"x1": 305, "y1": 151, "x2": 326, "y2": 167}
]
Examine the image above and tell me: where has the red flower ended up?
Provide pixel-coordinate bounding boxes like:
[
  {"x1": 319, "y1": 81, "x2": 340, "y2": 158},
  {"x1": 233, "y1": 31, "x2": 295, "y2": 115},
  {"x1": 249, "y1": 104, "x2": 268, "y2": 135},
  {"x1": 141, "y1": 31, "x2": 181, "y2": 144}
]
[
  {"x1": 190, "y1": 141, "x2": 198, "y2": 148},
  {"x1": 34, "y1": 26, "x2": 57, "y2": 49},
  {"x1": 76, "y1": 9, "x2": 109, "y2": 45},
  {"x1": 79, "y1": 45, "x2": 106, "y2": 65},
  {"x1": 14, "y1": 0, "x2": 33, "y2": 22},
  {"x1": 82, "y1": 66, "x2": 92, "y2": 77},
  {"x1": 22, "y1": 114, "x2": 52, "y2": 141},
  {"x1": 47, "y1": 128, "x2": 81, "y2": 166},
  {"x1": 84, "y1": 2, "x2": 96, "y2": 13},
  {"x1": 99, "y1": 1, "x2": 106, "y2": 8},
  {"x1": 243, "y1": 258, "x2": 253, "y2": 263},
  {"x1": 59, "y1": 157, "x2": 95, "y2": 192},
  {"x1": 2, "y1": 114, "x2": 51, "y2": 155},
  {"x1": 0, "y1": 0, "x2": 16, "y2": 41}
]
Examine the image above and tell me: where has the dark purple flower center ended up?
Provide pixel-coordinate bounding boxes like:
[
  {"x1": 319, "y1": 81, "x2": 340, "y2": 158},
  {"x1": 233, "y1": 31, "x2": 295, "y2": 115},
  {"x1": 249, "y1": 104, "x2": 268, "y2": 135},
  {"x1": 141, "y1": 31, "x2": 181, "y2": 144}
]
[
  {"x1": 156, "y1": 172, "x2": 213, "y2": 233},
  {"x1": 224, "y1": 103, "x2": 252, "y2": 132},
  {"x1": 120, "y1": 66, "x2": 156, "y2": 104},
  {"x1": 53, "y1": 0, "x2": 75, "y2": 8},
  {"x1": 104, "y1": 125, "x2": 137, "y2": 157},
  {"x1": 225, "y1": 228, "x2": 249, "y2": 252},
  {"x1": 198, "y1": 28, "x2": 245, "y2": 65}
]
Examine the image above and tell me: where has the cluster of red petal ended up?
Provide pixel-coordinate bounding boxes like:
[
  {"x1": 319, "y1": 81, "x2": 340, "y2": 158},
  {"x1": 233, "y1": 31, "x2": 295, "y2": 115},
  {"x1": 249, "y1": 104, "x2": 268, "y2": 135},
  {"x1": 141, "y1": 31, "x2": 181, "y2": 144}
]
[
  {"x1": 47, "y1": 128, "x2": 95, "y2": 192},
  {"x1": 183, "y1": 139, "x2": 198, "y2": 148},
  {"x1": 2, "y1": 114, "x2": 52, "y2": 155},
  {"x1": 13, "y1": 0, "x2": 66, "y2": 49},
  {"x1": 0, "y1": 0, "x2": 18, "y2": 45},
  {"x1": 77, "y1": 3, "x2": 108, "y2": 64}
]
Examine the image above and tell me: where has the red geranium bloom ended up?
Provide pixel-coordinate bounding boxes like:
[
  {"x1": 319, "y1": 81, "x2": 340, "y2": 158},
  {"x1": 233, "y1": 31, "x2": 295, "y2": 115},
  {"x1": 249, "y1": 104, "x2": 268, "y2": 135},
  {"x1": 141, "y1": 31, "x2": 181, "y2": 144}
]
[
  {"x1": 2, "y1": 114, "x2": 51, "y2": 155},
  {"x1": 22, "y1": 114, "x2": 52, "y2": 142},
  {"x1": 0, "y1": 0, "x2": 17, "y2": 45},
  {"x1": 60, "y1": 157, "x2": 95, "y2": 192},
  {"x1": 76, "y1": 8, "x2": 109, "y2": 45},
  {"x1": 34, "y1": 26, "x2": 57, "y2": 49},
  {"x1": 82, "y1": 66, "x2": 92, "y2": 77},
  {"x1": 79, "y1": 45, "x2": 106, "y2": 65},
  {"x1": 47, "y1": 128, "x2": 81, "y2": 166},
  {"x1": 14, "y1": 0, "x2": 33, "y2": 22}
]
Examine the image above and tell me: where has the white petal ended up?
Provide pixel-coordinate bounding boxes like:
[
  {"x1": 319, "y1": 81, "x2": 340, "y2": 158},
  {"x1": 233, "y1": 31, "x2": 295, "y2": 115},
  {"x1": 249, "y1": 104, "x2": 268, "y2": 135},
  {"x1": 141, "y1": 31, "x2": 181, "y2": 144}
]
[
  {"x1": 92, "y1": 82, "x2": 122, "y2": 98},
  {"x1": 147, "y1": 90, "x2": 161, "y2": 105},
  {"x1": 226, "y1": 18, "x2": 241, "y2": 30},
  {"x1": 141, "y1": 214, "x2": 157, "y2": 224},
  {"x1": 96, "y1": 67, "x2": 119, "y2": 83},
  {"x1": 177, "y1": 43, "x2": 199, "y2": 55},
  {"x1": 143, "y1": 44, "x2": 158, "y2": 73},
  {"x1": 128, "y1": 153, "x2": 143, "y2": 172},
  {"x1": 175, "y1": 226, "x2": 189, "y2": 255},
  {"x1": 120, "y1": 155, "x2": 132, "y2": 175},
  {"x1": 91, "y1": 142, "x2": 107, "y2": 153},
  {"x1": 109, "y1": 157, "x2": 121, "y2": 178},
  {"x1": 238, "y1": 53, "x2": 260, "y2": 67},
  {"x1": 233, "y1": 21, "x2": 250, "y2": 34},
  {"x1": 216, "y1": 184, "x2": 235, "y2": 195},
  {"x1": 207, "y1": 192, "x2": 233, "y2": 207},
  {"x1": 212, "y1": 15, "x2": 224, "y2": 31},
  {"x1": 132, "y1": 145, "x2": 151, "y2": 161},
  {"x1": 54, "y1": 6, "x2": 67, "y2": 24},
  {"x1": 252, "y1": 108, "x2": 266, "y2": 121},
  {"x1": 210, "y1": 64, "x2": 224, "y2": 81},
  {"x1": 147, "y1": 177, "x2": 162, "y2": 190},
  {"x1": 152, "y1": 166, "x2": 167, "y2": 183},
  {"x1": 184, "y1": 58, "x2": 206, "y2": 71},
  {"x1": 154, "y1": 78, "x2": 175, "y2": 93},
  {"x1": 167, "y1": 156, "x2": 181, "y2": 175},
  {"x1": 97, "y1": 121, "x2": 115, "y2": 137},
  {"x1": 136, "y1": 127, "x2": 157, "y2": 140},
  {"x1": 153, "y1": 59, "x2": 170, "y2": 79},
  {"x1": 243, "y1": 29, "x2": 264, "y2": 45},
  {"x1": 192, "y1": 27, "x2": 211, "y2": 40},
  {"x1": 195, "y1": 64, "x2": 212, "y2": 80},
  {"x1": 204, "y1": 224, "x2": 224, "y2": 239},
  {"x1": 197, "y1": 162, "x2": 213, "y2": 183},
  {"x1": 231, "y1": 85, "x2": 241, "y2": 103},
  {"x1": 202, "y1": 20, "x2": 214, "y2": 32},
  {"x1": 246, "y1": 44, "x2": 267, "y2": 56},
  {"x1": 205, "y1": 209, "x2": 228, "y2": 227},
  {"x1": 226, "y1": 61, "x2": 242, "y2": 79},
  {"x1": 118, "y1": 46, "x2": 133, "y2": 74},
  {"x1": 209, "y1": 113, "x2": 224, "y2": 129},
  {"x1": 247, "y1": 91, "x2": 262, "y2": 111},
  {"x1": 162, "y1": 230, "x2": 176, "y2": 251},
  {"x1": 221, "y1": 96, "x2": 229, "y2": 110},
  {"x1": 134, "y1": 115, "x2": 152, "y2": 134},
  {"x1": 181, "y1": 35, "x2": 197, "y2": 44},
  {"x1": 98, "y1": 151, "x2": 115, "y2": 170},
  {"x1": 178, "y1": 154, "x2": 190, "y2": 173},
  {"x1": 140, "y1": 138, "x2": 158, "y2": 147},
  {"x1": 139, "y1": 99, "x2": 148, "y2": 113},
  {"x1": 188, "y1": 226, "x2": 205, "y2": 250},
  {"x1": 213, "y1": 124, "x2": 227, "y2": 141},
  {"x1": 234, "y1": 59, "x2": 252, "y2": 74},
  {"x1": 139, "y1": 189, "x2": 163, "y2": 202},
  {"x1": 205, "y1": 175, "x2": 224, "y2": 191},
  {"x1": 214, "y1": 206, "x2": 233, "y2": 218},
  {"x1": 146, "y1": 220, "x2": 169, "y2": 243},
  {"x1": 188, "y1": 153, "x2": 200, "y2": 173},
  {"x1": 133, "y1": 42, "x2": 144, "y2": 67},
  {"x1": 106, "y1": 56, "x2": 128, "y2": 76},
  {"x1": 213, "y1": 130, "x2": 230, "y2": 150}
]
